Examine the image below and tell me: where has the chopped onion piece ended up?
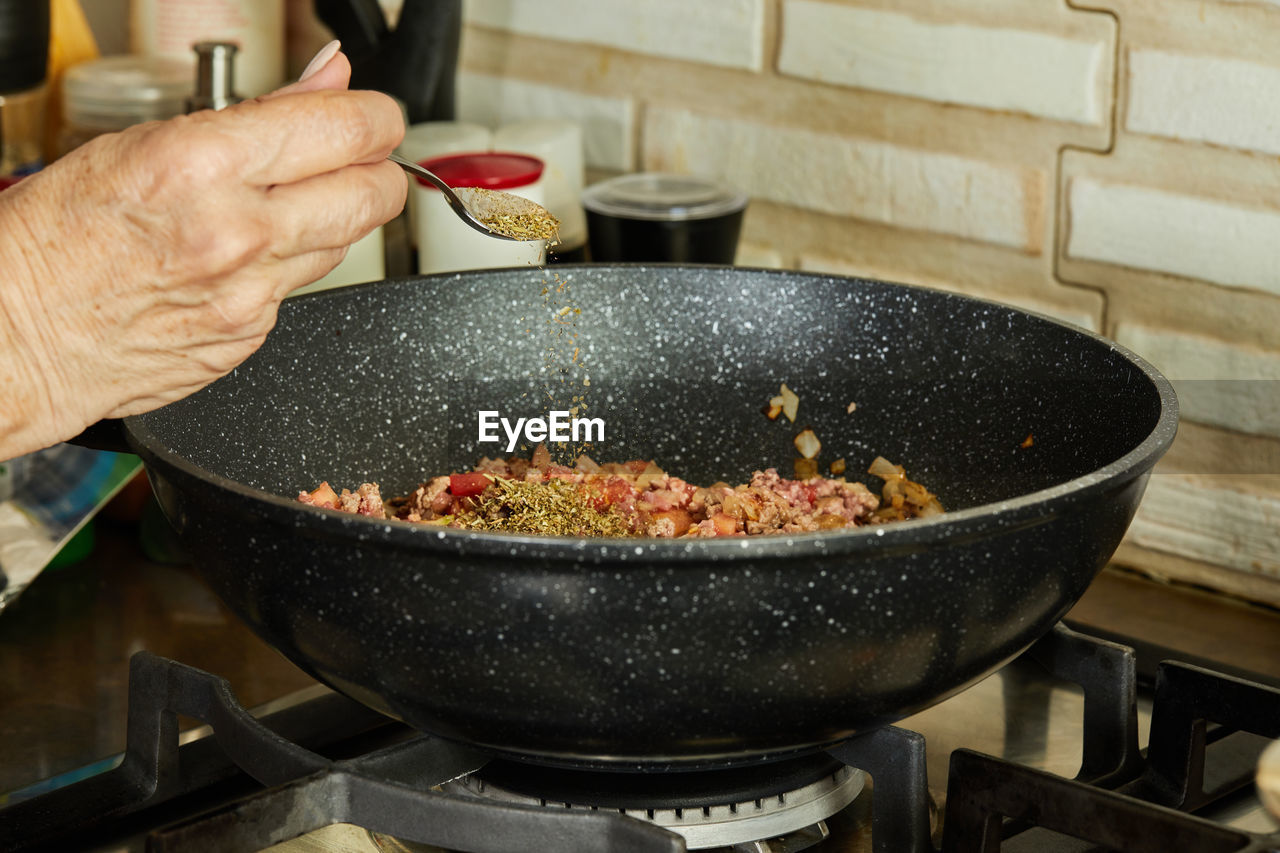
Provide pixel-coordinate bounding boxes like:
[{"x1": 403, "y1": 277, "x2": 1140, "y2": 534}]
[
  {"x1": 635, "y1": 461, "x2": 666, "y2": 489},
  {"x1": 794, "y1": 428, "x2": 821, "y2": 459},
  {"x1": 780, "y1": 384, "x2": 799, "y2": 422},
  {"x1": 793, "y1": 457, "x2": 819, "y2": 480},
  {"x1": 763, "y1": 402, "x2": 783, "y2": 420},
  {"x1": 867, "y1": 456, "x2": 903, "y2": 481},
  {"x1": 830, "y1": 458, "x2": 846, "y2": 476},
  {"x1": 846, "y1": 401, "x2": 857, "y2": 414},
  {"x1": 531, "y1": 443, "x2": 551, "y2": 469}
]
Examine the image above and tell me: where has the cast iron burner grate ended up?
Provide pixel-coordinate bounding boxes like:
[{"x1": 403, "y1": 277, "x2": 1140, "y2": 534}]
[{"x1": 2, "y1": 623, "x2": 1280, "y2": 852}]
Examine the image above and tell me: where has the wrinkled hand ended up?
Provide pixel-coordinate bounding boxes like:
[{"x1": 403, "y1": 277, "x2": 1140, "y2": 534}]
[{"x1": 0, "y1": 50, "x2": 405, "y2": 458}]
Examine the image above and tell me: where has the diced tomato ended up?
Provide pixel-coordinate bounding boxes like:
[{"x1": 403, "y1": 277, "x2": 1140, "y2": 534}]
[
  {"x1": 449, "y1": 472, "x2": 491, "y2": 497},
  {"x1": 589, "y1": 476, "x2": 634, "y2": 511},
  {"x1": 649, "y1": 509, "x2": 693, "y2": 537},
  {"x1": 710, "y1": 513, "x2": 738, "y2": 536}
]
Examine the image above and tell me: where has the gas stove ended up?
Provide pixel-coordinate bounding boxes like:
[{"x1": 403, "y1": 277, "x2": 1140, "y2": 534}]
[{"x1": 4, "y1": 611, "x2": 1280, "y2": 852}]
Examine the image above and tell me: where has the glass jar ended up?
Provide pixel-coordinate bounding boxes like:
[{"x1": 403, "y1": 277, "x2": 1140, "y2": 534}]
[{"x1": 59, "y1": 55, "x2": 190, "y2": 154}]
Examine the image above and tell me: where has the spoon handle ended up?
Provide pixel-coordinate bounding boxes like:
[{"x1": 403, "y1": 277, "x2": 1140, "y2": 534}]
[{"x1": 388, "y1": 153, "x2": 451, "y2": 193}]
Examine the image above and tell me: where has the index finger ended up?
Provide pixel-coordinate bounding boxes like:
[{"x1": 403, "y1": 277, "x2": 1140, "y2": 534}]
[{"x1": 217, "y1": 87, "x2": 406, "y2": 188}]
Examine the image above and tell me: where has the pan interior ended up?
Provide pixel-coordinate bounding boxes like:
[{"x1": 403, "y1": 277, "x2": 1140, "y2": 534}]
[{"x1": 135, "y1": 266, "x2": 1165, "y2": 515}]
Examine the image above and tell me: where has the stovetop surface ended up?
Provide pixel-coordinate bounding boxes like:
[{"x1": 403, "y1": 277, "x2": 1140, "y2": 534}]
[{"x1": 3, "y1": 520, "x2": 1280, "y2": 851}]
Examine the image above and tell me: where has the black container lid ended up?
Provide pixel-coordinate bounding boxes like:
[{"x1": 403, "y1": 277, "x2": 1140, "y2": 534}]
[
  {"x1": 582, "y1": 173, "x2": 747, "y2": 222},
  {"x1": 0, "y1": 0, "x2": 50, "y2": 95}
]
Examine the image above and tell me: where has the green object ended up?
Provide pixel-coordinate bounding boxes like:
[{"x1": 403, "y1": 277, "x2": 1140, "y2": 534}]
[{"x1": 46, "y1": 521, "x2": 95, "y2": 569}]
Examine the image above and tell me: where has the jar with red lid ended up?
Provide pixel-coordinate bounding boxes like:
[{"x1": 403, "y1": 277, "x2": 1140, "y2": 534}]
[{"x1": 412, "y1": 151, "x2": 549, "y2": 274}]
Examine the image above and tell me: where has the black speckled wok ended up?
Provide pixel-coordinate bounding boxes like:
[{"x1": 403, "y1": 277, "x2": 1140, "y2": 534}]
[{"x1": 116, "y1": 265, "x2": 1176, "y2": 768}]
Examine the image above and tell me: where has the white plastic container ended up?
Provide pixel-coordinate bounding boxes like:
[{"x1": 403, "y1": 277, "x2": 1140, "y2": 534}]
[
  {"x1": 413, "y1": 152, "x2": 549, "y2": 274},
  {"x1": 131, "y1": 0, "x2": 285, "y2": 97},
  {"x1": 289, "y1": 227, "x2": 386, "y2": 297}
]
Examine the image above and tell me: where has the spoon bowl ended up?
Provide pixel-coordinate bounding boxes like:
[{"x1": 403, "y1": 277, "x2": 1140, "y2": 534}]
[{"x1": 389, "y1": 153, "x2": 558, "y2": 243}]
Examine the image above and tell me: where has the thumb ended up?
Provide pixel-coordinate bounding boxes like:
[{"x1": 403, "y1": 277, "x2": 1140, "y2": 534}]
[{"x1": 262, "y1": 40, "x2": 351, "y2": 100}]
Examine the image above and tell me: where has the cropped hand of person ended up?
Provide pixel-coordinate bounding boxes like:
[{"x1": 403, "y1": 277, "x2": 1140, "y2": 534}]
[{"x1": 0, "y1": 45, "x2": 405, "y2": 460}]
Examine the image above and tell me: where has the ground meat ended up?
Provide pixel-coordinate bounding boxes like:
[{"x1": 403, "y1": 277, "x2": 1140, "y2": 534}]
[
  {"x1": 299, "y1": 449, "x2": 940, "y2": 538},
  {"x1": 298, "y1": 481, "x2": 384, "y2": 517}
]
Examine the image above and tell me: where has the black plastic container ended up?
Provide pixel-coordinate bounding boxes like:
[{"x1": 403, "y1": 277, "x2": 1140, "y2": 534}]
[{"x1": 582, "y1": 173, "x2": 747, "y2": 263}]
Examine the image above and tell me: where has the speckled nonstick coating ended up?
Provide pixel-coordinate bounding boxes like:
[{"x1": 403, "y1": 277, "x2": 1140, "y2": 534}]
[{"x1": 123, "y1": 265, "x2": 1177, "y2": 769}]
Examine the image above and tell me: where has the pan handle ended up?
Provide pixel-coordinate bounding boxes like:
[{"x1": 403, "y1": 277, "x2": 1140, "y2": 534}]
[{"x1": 67, "y1": 418, "x2": 131, "y2": 454}]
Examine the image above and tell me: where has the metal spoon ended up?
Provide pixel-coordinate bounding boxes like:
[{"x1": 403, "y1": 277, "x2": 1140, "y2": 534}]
[{"x1": 388, "y1": 153, "x2": 558, "y2": 242}]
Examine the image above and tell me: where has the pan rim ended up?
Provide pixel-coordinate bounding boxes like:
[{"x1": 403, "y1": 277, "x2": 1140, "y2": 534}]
[{"x1": 124, "y1": 265, "x2": 1179, "y2": 562}]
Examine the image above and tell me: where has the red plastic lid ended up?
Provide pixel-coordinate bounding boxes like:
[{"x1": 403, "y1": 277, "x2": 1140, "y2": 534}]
[{"x1": 416, "y1": 151, "x2": 544, "y2": 191}]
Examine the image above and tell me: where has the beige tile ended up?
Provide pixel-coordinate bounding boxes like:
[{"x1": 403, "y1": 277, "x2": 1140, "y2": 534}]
[
  {"x1": 1126, "y1": 474, "x2": 1280, "y2": 579},
  {"x1": 1057, "y1": 142, "x2": 1280, "y2": 346},
  {"x1": 644, "y1": 107, "x2": 1046, "y2": 252},
  {"x1": 779, "y1": 1, "x2": 1112, "y2": 125},
  {"x1": 1066, "y1": 177, "x2": 1280, "y2": 297},
  {"x1": 1127, "y1": 48, "x2": 1280, "y2": 156},
  {"x1": 457, "y1": 71, "x2": 635, "y2": 171},
  {"x1": 1113, "y1": 322, "x2": 1280, "y2": 438},
  {"x1": 464, "y1": 0, "x2": 766, "y2": 70}
]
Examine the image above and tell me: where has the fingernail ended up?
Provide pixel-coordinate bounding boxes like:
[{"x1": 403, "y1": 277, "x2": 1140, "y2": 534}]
[{"x1": 299, "y1": 39, "x2": 341, "y2": 81}]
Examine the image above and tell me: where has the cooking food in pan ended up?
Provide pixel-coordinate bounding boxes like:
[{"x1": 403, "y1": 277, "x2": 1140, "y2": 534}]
[
  {"x1": 296, "y1": 446, "x2": 942, "y2": 537},
  {"x1": 111, "y1": 265, "x2": 1177, "y2": 765}
]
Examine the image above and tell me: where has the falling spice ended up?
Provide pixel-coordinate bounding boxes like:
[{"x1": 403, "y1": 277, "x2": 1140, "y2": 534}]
[{"x1": 532, "y1": 269, "x2": 593, "y2": 460}]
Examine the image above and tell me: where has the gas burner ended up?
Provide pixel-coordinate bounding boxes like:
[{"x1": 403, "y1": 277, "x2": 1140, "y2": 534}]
[{"x1": 434, "y1": 754, "x2": 864, "y2": 850}]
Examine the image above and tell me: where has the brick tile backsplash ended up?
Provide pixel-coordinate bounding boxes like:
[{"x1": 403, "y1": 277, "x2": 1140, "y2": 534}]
[
  {"x1": 1066, "y1": 177, "x2": 1280, "y2": 297},
  {"x1": 1128, "y1": 476, "x2": 1280, "y2": 579},
  {"x1": 464, "y1": 0, "x2": 766, "y2": 70},
  {"x1": 645, "y1": 108, "x2": 1045, "y2": 252},
  {"x1": 1127, "y1": 49, "x2": 1280, "y2": 156},
  {"x1": 779, "y1": 1, "x2": 1112, "y2": 125}
]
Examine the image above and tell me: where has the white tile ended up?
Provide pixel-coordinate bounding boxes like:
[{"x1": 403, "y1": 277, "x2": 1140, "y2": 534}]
[
  {"x1": 457, "y1": 71, "x2": 634, "y2": 171},
  {"x1": 1113, "y1": 323, "x2": 1280, "y2": 438},
  {"x1": 1066, "y1": 177, "x2": 1280, "y2": 296},
  {"x1": 1127, "y1": 476, "x2": 1280, "y2": 578},
  {"x1": 1128, "y1": 49, "x2": 1280, "y2": 156},
  {"x1": 646, "y1": 108, "x2": 1043, "y2": 251},
  {"x1": 464, "y1": 0, "x2": 765, "y2": 70},
  {"x1": 778, "y1": 1, "x2": 1110, "y2": 125}
]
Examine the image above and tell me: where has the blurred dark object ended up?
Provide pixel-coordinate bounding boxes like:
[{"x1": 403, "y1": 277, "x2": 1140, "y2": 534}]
[
  {"x1": 314, "y1": 0, "x2": 460, "y2": 123},
  {"x1": 0, "y1": 0, "x2": 50, "y2": 95}
]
